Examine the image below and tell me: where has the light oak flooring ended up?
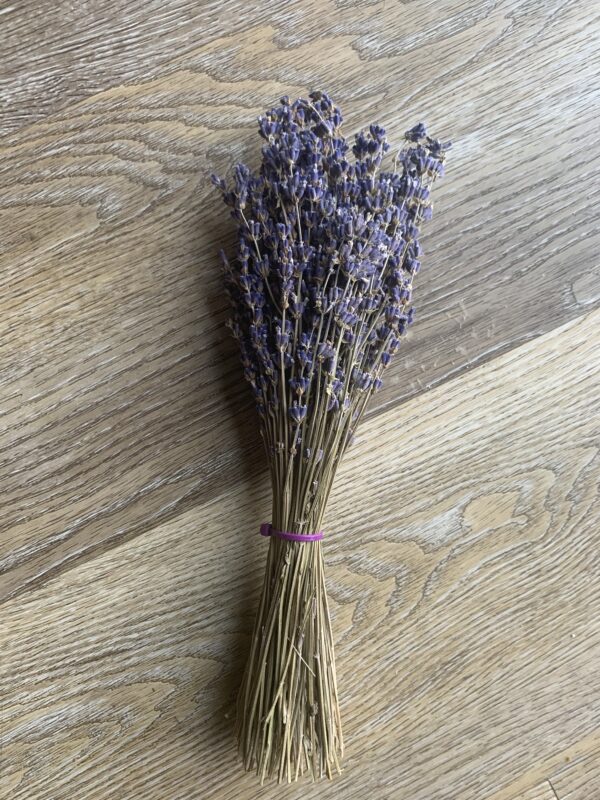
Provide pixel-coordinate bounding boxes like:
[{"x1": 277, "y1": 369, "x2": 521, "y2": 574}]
[{"x1": 1, "y1": 1, "x2": 599, "y2": 798}]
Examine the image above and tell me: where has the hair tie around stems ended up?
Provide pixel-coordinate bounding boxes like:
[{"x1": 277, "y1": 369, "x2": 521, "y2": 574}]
[{"x1": 260, "y1": 522, "x2": 323, "y2": 543}]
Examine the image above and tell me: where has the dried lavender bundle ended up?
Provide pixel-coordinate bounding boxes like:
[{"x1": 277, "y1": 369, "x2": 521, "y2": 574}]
[{"x1": 212, "y1": 91, "x2": 449, "y2": 783}]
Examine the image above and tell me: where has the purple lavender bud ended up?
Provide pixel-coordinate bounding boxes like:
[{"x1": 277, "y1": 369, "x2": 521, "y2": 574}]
[
  {"x1": 405, "y1": 258, "x2": 421, "y2": 275},
  {"x1": 248, "y1": 220, "x2": 261, "y2": 238},
  {"x1": 354, "y1": 370, "x2": 373, "y2": 391},
  {"x1": 290, "y1": 376, "x2": 310, "y2": 395},
  {"x1": 275, "y1": 326, "x2": 290, "y2": 351},
  {"x1": 297, "y1": 348, "x2": 313, "y2": 370},
  {"x1": 290, "y1": 402, "x2": 307, "y2": 424},
  {"x1": 290, "y1": 295, "x2": 306, "y2": 317},
  {"x1": 369, "y1": 123, "x2": 386, "y2": 141},
  {"x1": 238, "y1": 275, "x2": 252, "y2": 292},
  {"x1": 360, "y1": 296, "x2": 378, "y2": 311},
  {"x1": 317, "y1": 342, "x2": 335, "y2": 360},
  {"x1": 338, "y1": 309, "x2": 358, "y2": 326},
  {"x1": 385, "y1": 304, "x2": 401, "y2": 324},
  {"x1": 405, "y1": 122, "x2": 427, "y2": 142}
]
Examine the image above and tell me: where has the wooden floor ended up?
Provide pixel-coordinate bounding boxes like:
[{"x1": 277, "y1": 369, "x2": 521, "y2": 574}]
[{"x1": 2, "y1": 2, "x2": 600, "y2": 798}]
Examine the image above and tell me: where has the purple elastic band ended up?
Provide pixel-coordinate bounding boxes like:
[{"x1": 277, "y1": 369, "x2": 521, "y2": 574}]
[{"x1": 260, "y1": 522, "x2": 323, "y2": 542}]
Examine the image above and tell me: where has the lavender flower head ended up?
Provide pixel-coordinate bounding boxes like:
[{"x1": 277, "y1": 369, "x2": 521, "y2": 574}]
[{"x1": 212, "y1": 91, "x2": 449, "y2": 470}]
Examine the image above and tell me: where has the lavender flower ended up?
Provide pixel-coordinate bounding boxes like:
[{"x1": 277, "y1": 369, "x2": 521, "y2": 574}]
[
  {"x1": 289, "y1": 401, "x2": 308, "y2": 424},
  {"x1": 213, "y1": 89, "x2": 448, "y2": 487},
  {"x1": 213, "y1": 97, "x2": 449, "y2": 781}
]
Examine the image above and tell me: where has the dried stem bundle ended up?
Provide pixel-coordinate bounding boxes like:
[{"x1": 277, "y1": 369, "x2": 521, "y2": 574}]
[{"x1": 212, "y1": 91, "x2": 449, "y2": 782}]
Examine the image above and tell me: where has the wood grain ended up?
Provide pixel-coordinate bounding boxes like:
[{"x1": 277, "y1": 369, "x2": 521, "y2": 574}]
[
  {"x1": 548, "y1": 741, "x2": 600, "y2": 799},
  {"x1": 1, "y1": 0, "x2": 599, "y2": 797},
  {"x1": 2, "y1": 307, "x2": 599, "y2": 799},
  {"x1": 1, "y1": 0, "x2": 599, "y2": 604},
  {"x1": 510, "y1": 785, "x2": 556, "y2": 800}
]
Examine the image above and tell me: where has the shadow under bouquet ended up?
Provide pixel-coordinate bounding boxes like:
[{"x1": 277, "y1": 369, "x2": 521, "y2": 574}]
[{"x1": 212, "y1": 91, "x2": 449, "y2": 783}]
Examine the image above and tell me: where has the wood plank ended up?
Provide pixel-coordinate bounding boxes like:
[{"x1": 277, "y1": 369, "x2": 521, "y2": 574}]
[
  {"x1": 1, "y1": 308, "x2": 598, "y2": 799},
  {"x1": 2, "y1": 0, "x2": 599, "y2": 601},
  {"x1": 479, "y1": 733, "x2": 600, "y2": 800},
  {"x1": 3, "y1": 1, "x2": 598, "y2": 138},
  {"x1": 548, "y1": 741, "x2": 600, "y2": 799},
  {"x1": 511, "y1": 785, "x2": 557, "y2": 800}
]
